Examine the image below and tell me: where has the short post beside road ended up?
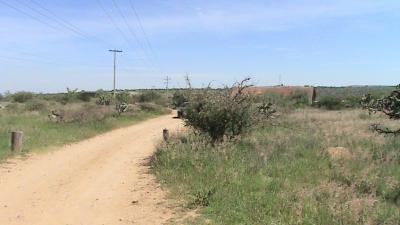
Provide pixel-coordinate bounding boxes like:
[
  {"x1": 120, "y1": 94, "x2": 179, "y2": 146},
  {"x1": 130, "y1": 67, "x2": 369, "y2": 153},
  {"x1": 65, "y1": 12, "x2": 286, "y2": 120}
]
[
  {"x1": 163, "y1": 129, "x2": 169, "y2": 142},
  {"x1": 11, "y1": 131, "x2": 23, "y2": 152}
]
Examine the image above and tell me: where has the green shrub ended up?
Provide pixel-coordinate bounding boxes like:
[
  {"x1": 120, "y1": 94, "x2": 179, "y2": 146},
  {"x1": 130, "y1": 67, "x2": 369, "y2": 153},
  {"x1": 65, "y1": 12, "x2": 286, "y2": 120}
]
[
  {"x1": 289, "y1": 90, "x2": 309, "y2": 107},
  {"x1": 342, "y1": 95, "x2": 361, "y2": 108},
  {"x1": 77, "y1": 91, "x2": 93, "y2": 102},
  {"x1": 12, "y1": 92, "x2": 34, "y2": 103},
  {"x1": 95, "y1": 90, "x2": 113, "y2": 105},
  {"x1": 172, "y1": 91, "x2": 188, "y2": 108},
  {"x1": 116, "y1": 91, "x2": 132, "y2": 104},
  {"x1": 257, "y1": 91, "x2": 308, "y2": 112},
  {"x1": 316, "y1": 96, "x2": 344, "y2": 110},
  {"x1": 184, "y1": 79, "x2": 275, "y2": 142},
  {"x1": 190, "y1": 188, "x2": 215, "y2": 208},
  {"x1": 61, "y1": 88, "x2": 79, "y2": 104},
  {"x1": 25, "y1": 100, "x2": 47, "y2": 111},
  {"x1": 138, "y1": 90, "x2": 161, "y2": 103}
]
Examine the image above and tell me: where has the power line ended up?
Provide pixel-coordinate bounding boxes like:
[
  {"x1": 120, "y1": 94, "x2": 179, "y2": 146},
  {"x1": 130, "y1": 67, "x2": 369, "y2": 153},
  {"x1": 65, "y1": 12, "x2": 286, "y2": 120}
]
[
  {"x1": 15, "y1": 0, "x2": 87, "y2": 38},
  {"x1": 0, "y1": 0, "x2": 111, "y2": 47},
  {"x1": 128, "y1": 0, "x2": 165, "y2": 75},
  {"x1": 28, "y1": 0, "x2": 113, "y2": 47},
  {"x1": 97, "y1": 0, "x2": 159, "y2": 71},
  {"x1": 128, "y1": 0, "x2": 158, "y2": 63},
  {"x1": 110, "y1": 0, "x2": 158, "y2": 71},
  {"x1": 96, "y1": 0, "x2": 137, "y2": 52},
  {"x1": 0, "y1": 0, "x2": 63, "y2": 31},
  {"x1": 111, "y1": 0, "x2": 147, "y2": 54}
]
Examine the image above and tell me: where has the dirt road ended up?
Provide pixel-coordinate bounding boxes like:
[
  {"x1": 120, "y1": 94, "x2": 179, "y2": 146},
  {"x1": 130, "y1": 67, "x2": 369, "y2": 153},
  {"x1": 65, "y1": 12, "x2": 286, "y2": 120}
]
[{"x1": 0, "y1": 113, "x2": 182, "y2": 225}]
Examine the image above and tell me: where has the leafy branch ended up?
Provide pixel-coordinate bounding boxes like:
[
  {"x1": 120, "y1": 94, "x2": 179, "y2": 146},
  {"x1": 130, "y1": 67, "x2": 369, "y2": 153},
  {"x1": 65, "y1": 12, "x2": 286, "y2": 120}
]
[{"x1": 361, "y1": 85, "x2": 400, "y2": 135}]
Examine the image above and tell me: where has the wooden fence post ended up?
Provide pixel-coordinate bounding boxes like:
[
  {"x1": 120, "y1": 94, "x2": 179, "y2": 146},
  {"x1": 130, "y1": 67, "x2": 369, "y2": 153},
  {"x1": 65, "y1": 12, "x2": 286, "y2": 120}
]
[
  {"x1": 11, "y1": 131, "x2": 23, "y2": 152},
  {"x1": 163, "y1": 129, "x2": 169, "y2": 142}
]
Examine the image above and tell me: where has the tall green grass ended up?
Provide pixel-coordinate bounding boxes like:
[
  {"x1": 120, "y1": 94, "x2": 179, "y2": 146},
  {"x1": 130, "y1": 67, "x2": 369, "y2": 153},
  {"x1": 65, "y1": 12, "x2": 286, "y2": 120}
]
[{"x1": 152, "y1": 109, "x2": 400, "y2": 224}]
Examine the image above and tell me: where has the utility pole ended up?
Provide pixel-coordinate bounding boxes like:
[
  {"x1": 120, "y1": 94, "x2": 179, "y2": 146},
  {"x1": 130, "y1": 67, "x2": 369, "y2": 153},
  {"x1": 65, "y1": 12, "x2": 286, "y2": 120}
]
[
  {"x1": 184, "y1": 72, "x2": 192, "y2": 89},
  {"x1": 109, "y1": 49, "x2": 123, "y2": 98},
  {"x1": 164, "y1": 75, "x2": 171, "y2": 91}
]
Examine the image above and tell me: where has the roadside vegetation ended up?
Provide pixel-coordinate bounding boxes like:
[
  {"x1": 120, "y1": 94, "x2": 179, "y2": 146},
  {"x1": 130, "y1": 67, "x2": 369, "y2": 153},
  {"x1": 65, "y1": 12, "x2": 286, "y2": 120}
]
[
  {"x1": 151, "y1": 81, "x2": 400, "y2": 224},
  {"x1": 0, "y1": 89, "x2": 170, "y2": 160},
  {"x1": 315, "y1": 86, "x2": 396, "y2": 110}
]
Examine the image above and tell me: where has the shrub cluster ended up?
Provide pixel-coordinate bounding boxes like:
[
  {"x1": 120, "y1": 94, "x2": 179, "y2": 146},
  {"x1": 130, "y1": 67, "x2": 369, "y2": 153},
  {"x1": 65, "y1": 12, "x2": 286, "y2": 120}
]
[
  {"x1": 95, "y1": 90, "x2": 113, "y2": 105},
  {"x1": 137, "y1": 90, "x2": 161, "y2": 103},
  {"x1": 116, "y1": 91, "x2": 132, "y2": 104},
  {"x1": 25, "y1": 99, "x2": 47, "y2": 111},
  {"x1": 258, "y1": 91, "x2": 309, "y2": 112},
  {"x1": 172, "y1": 91, "x2": 188, "y2": 108},
  {"x1": 315, "y1": 96, "x2": 344, "y2": 110},
  {"x1": 12, "y1": 92, "x2": 34, "y2": 103},
  {"x1": 77, "y1": 91, "x2": 94, "y2": 102},
  {"x1": 183, "y1": 79, "x2": 275, "y2": 142},
  {"x1": 60, "y1": 104, "x2": 114, "y2": 123}
]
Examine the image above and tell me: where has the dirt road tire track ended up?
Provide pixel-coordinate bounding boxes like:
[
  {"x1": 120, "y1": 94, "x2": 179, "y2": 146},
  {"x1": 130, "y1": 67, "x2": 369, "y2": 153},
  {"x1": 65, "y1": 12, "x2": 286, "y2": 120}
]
[{"x1": 0, "y1": 113, "x2": 182, "y2": 225}]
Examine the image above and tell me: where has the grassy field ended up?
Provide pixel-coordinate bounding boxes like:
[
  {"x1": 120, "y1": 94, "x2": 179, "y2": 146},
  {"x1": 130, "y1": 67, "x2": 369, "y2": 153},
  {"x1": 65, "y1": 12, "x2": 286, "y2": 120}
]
[
  {"x1": 0, "y1": 90, "x2": 170, "y2": 161},
  {"x1": 152, "y1": 109, "x2": 400, "y2": 224},
  {"x1": 0, "y1": 110, "x2": 167, "y2": 160}
]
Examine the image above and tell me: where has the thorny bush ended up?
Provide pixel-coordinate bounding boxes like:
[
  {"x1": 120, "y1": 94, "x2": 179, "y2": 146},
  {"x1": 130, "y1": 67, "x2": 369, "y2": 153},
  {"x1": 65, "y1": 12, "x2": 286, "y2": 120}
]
[
  {"x1": 361, "y1": 84, "x2": 400, "y2": 135},
  {"x1": 183, "y1": 78, "x2": 275, "y2": 143}
]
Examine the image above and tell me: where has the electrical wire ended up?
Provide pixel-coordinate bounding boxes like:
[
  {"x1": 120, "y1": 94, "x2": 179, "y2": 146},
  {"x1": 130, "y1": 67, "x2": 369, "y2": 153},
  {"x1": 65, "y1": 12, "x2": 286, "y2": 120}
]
[
  {"x1": 111, "y1": 0, "x2": 147, "y2": 54},
  {"x1": 128, "y1": 0, "x2": 158, "y2": 62},
  {"x1": 95, "y1": 0, "x2": 136, "y2": 51},
  {"x1": 109, "y1": 0, "x2": 158, "y2": 70},
  {"x1": 28, "y1": 0, "x2": 113, "y2": 47},
  {"x1": 0, "y1": 0, "x2": 63, "y2": 31}
]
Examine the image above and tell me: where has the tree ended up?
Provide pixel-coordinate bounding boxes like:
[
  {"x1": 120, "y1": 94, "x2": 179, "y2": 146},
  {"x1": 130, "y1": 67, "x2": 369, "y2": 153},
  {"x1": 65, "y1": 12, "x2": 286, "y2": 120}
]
[{"x1": 361, "y1": 85, "x2": 400, "y2": 135}]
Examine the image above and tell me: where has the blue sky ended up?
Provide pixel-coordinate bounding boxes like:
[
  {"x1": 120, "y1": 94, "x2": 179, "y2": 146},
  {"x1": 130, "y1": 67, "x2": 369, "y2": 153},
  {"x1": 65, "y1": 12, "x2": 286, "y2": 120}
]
[{"x1": 0, "y1": 0, "x2": 399, "y2": 93}]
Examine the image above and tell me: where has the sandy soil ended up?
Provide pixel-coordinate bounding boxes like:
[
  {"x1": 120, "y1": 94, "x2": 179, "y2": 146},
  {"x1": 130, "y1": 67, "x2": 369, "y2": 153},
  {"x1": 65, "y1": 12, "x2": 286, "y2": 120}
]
[{"x1": 0, "y1": 113, "x2": 182, "y2": 225}]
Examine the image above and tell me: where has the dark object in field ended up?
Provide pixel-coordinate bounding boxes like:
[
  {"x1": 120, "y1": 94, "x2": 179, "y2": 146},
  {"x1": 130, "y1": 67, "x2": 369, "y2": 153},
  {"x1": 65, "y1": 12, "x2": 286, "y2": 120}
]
[
  {"x1": 48, "y1": 110, "x2": 64, "y2": 122},
  {"x1": 177, "y1": 102, "x2": 190, "y2": 118},
  {"x1": 11, "y1": 131, "x2": 23, "y2": 152},
  {"x1": 163, "y1": 129, "x2": 169, "y2": 142}
]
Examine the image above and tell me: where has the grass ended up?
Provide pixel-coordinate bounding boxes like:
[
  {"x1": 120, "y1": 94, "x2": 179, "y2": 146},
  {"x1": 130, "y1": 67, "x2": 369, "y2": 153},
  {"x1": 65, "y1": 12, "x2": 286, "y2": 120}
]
[
  {"x1": 151, "y1": 109, "x2": 400, "y2": 224},
  {"x1": 0, "y1": 108, "x2": 168, "y2": 161}
]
